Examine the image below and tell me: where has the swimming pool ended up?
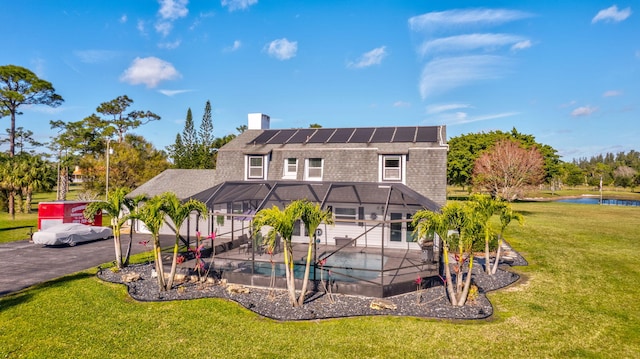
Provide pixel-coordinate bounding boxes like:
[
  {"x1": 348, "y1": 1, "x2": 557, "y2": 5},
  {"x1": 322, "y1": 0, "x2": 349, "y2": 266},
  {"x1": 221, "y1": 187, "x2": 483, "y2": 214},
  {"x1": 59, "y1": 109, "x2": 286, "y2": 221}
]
[{"x1": 250, "y1": 251, "x2": 388, "y2": 282}]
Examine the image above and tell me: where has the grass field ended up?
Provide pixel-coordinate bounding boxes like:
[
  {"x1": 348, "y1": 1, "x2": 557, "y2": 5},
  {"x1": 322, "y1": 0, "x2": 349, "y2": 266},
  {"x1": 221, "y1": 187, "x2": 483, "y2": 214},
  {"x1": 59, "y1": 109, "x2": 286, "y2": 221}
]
[{"x1": 1, "y1": 200, "x2": 639, "y2": 358}]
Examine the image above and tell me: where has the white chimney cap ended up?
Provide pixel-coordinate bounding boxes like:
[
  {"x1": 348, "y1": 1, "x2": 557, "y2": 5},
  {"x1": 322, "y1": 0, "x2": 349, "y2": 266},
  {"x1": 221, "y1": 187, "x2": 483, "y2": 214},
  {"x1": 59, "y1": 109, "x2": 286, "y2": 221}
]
[{"x1": 248, "y1": 113, "x2": 270, "y2": 130}]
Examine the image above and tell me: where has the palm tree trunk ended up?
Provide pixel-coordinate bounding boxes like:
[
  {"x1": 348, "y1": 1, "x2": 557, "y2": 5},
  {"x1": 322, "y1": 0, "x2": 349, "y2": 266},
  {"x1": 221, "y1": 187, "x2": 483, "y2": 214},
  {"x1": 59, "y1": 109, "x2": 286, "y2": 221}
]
[
  {"x1": 8, "y1": 190, "x2": 16, "y2": 220},
  {"x1": 457, "y1": 254, "x2": 475, "y2": 306},
  {"x1": 442, "y1": 246, "x2": 458, "y2": 305},
  {"x1": 282, "y1": 242, "x2": 298, "y2": 306},
  {"x1": 484, "y1": 229, "x2": 491, "y2": 274},
  {"x1": 491, "y1": 236, "x2": 504, "y2": 275},
  {"x1": 297, "y1": 237, "x2": 314, "y2": 306},
  {"x1": 166, "y1": 235, "x2": 180, "y2": 290},
  {"x1": 153, "y1": 237, "x2": 166, "y2": 291}
]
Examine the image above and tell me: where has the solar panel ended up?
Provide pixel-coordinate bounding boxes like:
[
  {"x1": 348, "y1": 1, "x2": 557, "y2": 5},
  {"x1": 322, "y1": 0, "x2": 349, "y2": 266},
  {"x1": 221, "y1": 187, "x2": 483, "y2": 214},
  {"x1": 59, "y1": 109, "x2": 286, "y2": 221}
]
[
  {"x1": 287, "y1": 129, "x2": 316, "y2": 143},
  {"x1": 349, "y1": 128, "x2": 375, "y2": 143},
  {"x1": 307, "y1": 128, "x2": 335, "y2": 143},
  {"x1": 370, "y1": 127, "x2": 394, "y2": 143},
  {"x1": 267, "y1": 129, "x2": 297, "y2": 144},
  {"x1": 415, "y1": 126, "x2": 438, "y2": 142},
  {"x1": 249, "y1": 130, "x2": 279, "y2": 144},
  {"x1": 392, "y1": 127, "x2": 416, "y2": 142},
  {"x1": 326, "y1": 128, "x2": 355, "y2": 143}
]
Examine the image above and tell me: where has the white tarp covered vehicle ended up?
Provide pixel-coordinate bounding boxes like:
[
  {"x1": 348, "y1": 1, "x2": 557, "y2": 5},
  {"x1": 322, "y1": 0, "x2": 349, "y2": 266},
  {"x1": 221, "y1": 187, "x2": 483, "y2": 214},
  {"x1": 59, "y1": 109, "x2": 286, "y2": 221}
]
[{"x1": 32, "y1": 223, "x2": 113, "y2": 246}]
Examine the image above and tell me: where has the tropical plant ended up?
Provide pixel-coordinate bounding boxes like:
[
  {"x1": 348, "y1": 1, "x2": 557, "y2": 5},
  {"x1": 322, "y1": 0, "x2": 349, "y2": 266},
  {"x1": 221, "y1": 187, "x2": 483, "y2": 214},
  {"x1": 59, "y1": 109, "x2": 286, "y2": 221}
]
[
  {"x1": 467, "y1": 194, "x2": 507, "y2": 274},
  {"x1": 84, "y1": 187, "x2": 137, "y2": 269},
  {"x1": 296, "y1": 200, "x2": 333, "y2": 306},
  {"x1": 491, "y1": 205, "x2": 524, "y2": 274},
  {"x1": 128, "y1": 195, "x2": 168, "y2": 291},
  {"x1": 412, "y1": 201, "x2": 486, "y2": 306},
  {"x1": 253, "y1": 201, "x2": 305, "y2": 307},
  {"x1": 159, "y1": 192, "x2": 208, "y2": 290}
]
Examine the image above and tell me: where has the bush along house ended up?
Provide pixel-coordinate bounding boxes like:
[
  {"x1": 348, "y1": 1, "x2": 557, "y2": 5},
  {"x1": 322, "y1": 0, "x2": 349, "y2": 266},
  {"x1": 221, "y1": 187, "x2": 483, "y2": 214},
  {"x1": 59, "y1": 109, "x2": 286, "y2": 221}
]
[{"x1": 132, "y1": 113, "x2": 448, "y2": 297}]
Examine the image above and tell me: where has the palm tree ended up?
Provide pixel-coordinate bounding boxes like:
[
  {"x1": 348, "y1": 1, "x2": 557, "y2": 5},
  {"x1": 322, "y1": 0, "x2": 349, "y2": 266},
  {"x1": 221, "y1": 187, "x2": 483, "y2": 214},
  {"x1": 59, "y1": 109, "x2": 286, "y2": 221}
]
[
  {"x1": 253, "y1": 202, "x2": 304, "y2": 306},
  {"x1": 412, "y1": 208, "x2": 458, "y2": 305},
  {"x1": 123, "y1": 193, "x2": 147, "y2": 267},
  {"x1": 21, "y1": 156, "x2": 55, "y2": 213},
  {"x1": 468, "y1": 194, "x2": 506, "y2": 274},
  {"x1": 159, "y1": 192, "x2": 208, "y2": 290},
  {"x1": 296, "y1": 200, "x2": 333, "y2": 306},
  {"x1": 84, "y1": 187, "x2": 134, "y2": 269},
  {"x1": 491, "y1": 205, "x2": 524, "y2": 274},
  {"x1": 129, "y1": 195, "x2": 168, "y2": 291}
]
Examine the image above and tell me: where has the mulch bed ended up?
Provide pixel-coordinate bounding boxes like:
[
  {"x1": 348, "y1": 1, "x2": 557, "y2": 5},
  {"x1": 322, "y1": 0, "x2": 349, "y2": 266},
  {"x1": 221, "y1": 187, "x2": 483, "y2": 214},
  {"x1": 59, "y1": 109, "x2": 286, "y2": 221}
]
[{"x1": 98, "y1": 243, "x2": 527, "y2": 321}]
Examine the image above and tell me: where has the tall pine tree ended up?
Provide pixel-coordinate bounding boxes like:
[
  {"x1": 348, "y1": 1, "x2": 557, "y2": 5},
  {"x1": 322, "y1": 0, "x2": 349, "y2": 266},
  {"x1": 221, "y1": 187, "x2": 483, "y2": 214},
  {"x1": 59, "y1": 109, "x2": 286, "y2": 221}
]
[{"x1": 197, "y1": 100, "x2": 215, "y2": 169}]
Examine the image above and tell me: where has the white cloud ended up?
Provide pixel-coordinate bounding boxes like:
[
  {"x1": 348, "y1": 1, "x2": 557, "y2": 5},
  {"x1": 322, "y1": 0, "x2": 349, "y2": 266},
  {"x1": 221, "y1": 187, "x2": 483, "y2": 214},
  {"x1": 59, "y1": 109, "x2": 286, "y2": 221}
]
[
  {"x1": 418, "y1": 33, "x2": 525, "y2": 56},
  {"x1": 158, "y1": 0, "x2": 189, "y2": 20},
  {"x1": 435, "y1": 111, "x2": 519, "y2": 125},
  {"x1": 221, "y1": 0, "x2": 258, "y2": 12},
  {"x1": 137, "y1": 20, "x2": 146, "y2": 34},
  {"x1": 74, "y1": 50, "x2": 120, "y2": 63},
  {"x1": 120, "y1": 57, "x2": 181, "y2": 88},
  {"x1": 158, "y1": 40, "x2": 181, "y2": 49},
  {"x1": 348, "y1": 46, "x2": 387, "y2": 68},
  {"x1": 409, "y1": 8, "x2": 533, "y2": 31},
  {"x1": 592, "y1": 5, "x2": 631, "y2": 23},
  {"x1": 155, "y1": 21, "x2": 173, "y2": 37},
  {"x1": 224, "y1": 40, "x2": 242, "y2": 52},
  {"x1": 419, "y1": 55, "x2": 510, "y2": 99},
  {"x1": 393, "y1": 101, "x2": 411, "y2": 108},
  {"x1": 511, "y1": 40, "x2": 532, "y2": 51},
  {"x1": 120, "y1": 14, "x2": 128, "y2": 23},
  {"x1": 571, "y1": 105, "x2": 597, "y2": 117},
  {"x1": 158, "y1": 89, "x2": 193, "y2": 96},
  {"x1": 603, "y1": 90, "x2": 623, "y2": 97},
  {"x1": 426, "y1": 103, "x2": 472, "y2": 114},
  {"x1": 265, "y1": 38, "x2": 297, "y2": 60}
]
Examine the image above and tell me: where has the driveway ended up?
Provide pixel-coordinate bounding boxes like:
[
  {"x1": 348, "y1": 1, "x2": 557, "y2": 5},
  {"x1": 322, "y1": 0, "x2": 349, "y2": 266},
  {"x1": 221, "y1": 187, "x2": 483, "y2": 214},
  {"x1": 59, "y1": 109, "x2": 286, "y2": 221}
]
[{"x1": 0, "y1": 233, "x2": 175, "y2": 297}]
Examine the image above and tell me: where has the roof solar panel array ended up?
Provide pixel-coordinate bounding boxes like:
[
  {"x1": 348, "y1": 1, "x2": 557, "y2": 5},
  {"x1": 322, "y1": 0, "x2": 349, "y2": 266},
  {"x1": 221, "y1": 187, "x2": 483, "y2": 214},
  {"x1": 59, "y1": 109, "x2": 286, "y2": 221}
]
[{"x1": 247, "y1": 126, "x2": 439, "y2": 144}]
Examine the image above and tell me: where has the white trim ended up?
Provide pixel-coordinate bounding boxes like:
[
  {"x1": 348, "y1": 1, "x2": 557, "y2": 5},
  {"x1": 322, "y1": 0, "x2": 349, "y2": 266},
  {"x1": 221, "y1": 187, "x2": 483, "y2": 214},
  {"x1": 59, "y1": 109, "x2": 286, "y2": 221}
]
[
  {"x1": 378, "y1": 154, "x2": 406, "y2": 184},
  {"x1": 283, "y1": 158, "x2": 298, "y2": 179},
  {"x1": 304, "y1": 158, "x2": 323, "y2": 181},
  {"x1": 245, "y1": 154, "x2": 268, "y2": 180}
]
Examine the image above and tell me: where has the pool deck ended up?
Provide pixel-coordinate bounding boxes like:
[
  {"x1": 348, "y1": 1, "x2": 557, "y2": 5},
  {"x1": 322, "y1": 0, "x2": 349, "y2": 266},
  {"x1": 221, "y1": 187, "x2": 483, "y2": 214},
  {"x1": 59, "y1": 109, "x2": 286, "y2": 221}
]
[{"x1": 177, "y1": 235, "x2": 439, "y2": 298}]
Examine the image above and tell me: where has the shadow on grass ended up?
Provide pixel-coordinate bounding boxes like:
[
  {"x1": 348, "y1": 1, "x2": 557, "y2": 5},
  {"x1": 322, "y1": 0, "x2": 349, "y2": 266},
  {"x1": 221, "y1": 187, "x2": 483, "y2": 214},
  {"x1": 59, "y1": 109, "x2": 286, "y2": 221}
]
[
  {"x1": 0, "y1": 225, "x2": 34, "y2": 232},
  {"x1": 0, "y1": 292, "x2": 33, "y2": 312},
  {"x1": 0, "y1": 272, "x2": 95, "y2": 311}
]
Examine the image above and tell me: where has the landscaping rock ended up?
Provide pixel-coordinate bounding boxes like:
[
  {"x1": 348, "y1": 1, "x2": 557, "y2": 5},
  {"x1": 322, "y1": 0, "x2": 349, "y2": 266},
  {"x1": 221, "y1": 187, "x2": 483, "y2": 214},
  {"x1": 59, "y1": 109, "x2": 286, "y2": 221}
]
[{"x1": 370, "y1": 299, "x2": 397, "y2": 311}]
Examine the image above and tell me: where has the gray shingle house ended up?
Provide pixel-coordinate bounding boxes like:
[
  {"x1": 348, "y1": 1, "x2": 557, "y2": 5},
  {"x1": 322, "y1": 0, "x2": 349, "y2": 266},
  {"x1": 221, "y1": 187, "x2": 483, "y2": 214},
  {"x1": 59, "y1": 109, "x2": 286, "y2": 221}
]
[{"x1": 131, "y1": 114, "x2": 448, "y2": 296}]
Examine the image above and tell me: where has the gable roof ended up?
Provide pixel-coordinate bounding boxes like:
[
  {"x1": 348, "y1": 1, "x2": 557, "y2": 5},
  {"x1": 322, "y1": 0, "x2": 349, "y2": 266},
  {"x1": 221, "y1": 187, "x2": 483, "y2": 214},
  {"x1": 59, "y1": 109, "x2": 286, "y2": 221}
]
[{"x1": 129, "y1": 169, "x2": 217, "y2": 200}]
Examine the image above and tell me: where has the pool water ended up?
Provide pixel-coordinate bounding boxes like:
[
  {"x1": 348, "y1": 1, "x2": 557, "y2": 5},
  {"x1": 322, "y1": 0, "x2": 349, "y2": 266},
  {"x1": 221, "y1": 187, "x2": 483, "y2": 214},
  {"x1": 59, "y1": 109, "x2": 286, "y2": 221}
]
[{"x1": 250, "y1": 251, "x2": 388, "y2": 282}]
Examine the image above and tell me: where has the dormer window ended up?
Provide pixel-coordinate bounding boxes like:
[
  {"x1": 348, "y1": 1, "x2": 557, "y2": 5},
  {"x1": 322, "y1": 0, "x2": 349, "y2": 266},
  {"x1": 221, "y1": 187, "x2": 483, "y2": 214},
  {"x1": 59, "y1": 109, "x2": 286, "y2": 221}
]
[
  {"x1": 305, "y1": 158, "x2": 323, "y2": 181},
  {"x1": 283, "y1": 158, "x2": 298, "y2": 179},
  {"x1": 246, "y1": 155, "x2": 267, "y2": 180},
  {"x1": 380, "y1": 155, "x2": 405, "y2": 182}
]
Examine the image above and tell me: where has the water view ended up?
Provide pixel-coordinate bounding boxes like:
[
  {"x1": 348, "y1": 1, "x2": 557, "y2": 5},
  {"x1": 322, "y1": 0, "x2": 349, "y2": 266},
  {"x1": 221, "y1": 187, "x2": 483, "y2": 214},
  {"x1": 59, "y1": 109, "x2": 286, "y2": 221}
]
[{"x1": 557, "y1": 197, "x2": 640, "y2": 207}]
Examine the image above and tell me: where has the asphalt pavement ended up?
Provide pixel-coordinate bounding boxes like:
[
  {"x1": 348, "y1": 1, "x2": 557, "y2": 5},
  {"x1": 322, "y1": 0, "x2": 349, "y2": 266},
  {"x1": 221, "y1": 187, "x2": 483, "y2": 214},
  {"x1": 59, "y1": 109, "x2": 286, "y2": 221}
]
[{"x1": 0, "y1": 233, "x2": 175, "y2": 297}]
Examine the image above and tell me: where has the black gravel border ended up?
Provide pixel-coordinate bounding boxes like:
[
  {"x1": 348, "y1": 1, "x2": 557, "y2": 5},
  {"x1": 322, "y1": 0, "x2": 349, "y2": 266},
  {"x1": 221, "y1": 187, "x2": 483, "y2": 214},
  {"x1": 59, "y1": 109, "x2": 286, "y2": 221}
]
[{"x1": 98, "y1": 242, "x2": 527, "y2": 321}]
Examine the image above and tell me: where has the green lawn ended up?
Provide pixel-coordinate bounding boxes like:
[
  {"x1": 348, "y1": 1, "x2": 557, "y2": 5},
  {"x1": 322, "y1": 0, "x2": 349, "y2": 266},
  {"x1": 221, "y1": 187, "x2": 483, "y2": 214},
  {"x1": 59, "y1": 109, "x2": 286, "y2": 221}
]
[{"x1": 1, "y1": 201, "x2": 639, "y2": 358}]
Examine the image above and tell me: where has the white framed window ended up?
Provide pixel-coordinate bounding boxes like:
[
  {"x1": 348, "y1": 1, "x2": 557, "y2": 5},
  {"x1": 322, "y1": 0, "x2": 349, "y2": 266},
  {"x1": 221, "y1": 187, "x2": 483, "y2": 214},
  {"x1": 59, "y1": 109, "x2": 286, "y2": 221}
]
[
  {"x1": 305, "y1": 158, "x2": 323, "y2": 181},
  {"x1": 334, "y1": 207, "x2": 356, "y2": 221},
  {"x1": 283, "y1": 158, "x2": 297, "y2": 179},
  {"x1": 379, "y1": 155, "x2": 405, "y2": 182},
  {"x1": 246, "y1": 155, "x2": 267, "y2": 179}
]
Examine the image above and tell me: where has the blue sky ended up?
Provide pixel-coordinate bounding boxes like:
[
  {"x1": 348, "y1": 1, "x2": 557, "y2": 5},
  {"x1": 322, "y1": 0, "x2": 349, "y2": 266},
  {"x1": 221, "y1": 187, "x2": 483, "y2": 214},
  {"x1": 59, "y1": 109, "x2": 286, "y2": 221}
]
[{"x1": 1, "y1": 0, "x2": 638, "y2": 161}]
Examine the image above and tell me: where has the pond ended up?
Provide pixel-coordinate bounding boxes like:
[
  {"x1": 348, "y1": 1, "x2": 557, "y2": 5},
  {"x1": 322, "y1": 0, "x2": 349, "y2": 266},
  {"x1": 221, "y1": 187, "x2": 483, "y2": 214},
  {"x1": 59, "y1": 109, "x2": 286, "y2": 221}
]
[{"x1": 556, "y1": 197, "x2": 640, "y2": 207}]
